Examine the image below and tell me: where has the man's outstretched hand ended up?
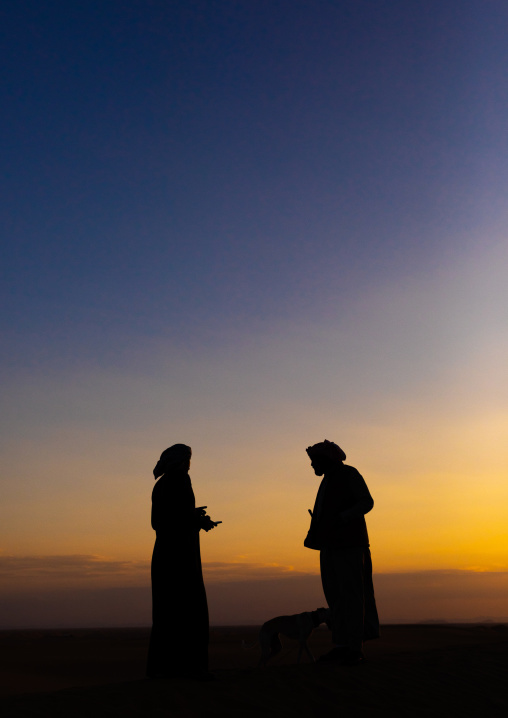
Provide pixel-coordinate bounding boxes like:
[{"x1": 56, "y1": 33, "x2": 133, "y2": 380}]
[
  {"x1": 201, "y1": 515, "x2": 220, "y2": 531},
  {"x1": 196, "y1": 508, "x2": 222, "y2": 531}
]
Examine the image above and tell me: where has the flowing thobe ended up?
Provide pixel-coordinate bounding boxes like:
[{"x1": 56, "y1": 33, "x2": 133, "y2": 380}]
[
  {"x1": 146, "y1": 470, "x2": 209, "y2": 677},
  {"x1": 304, "y1": 463, "x2": 380, "y2": 651}
]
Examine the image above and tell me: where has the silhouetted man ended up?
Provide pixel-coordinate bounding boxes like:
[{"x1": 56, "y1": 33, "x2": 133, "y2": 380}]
[
  {"x1": 305, "y1": 440, "x2": 379, "y2": 664},
  {"x1": 147, "y1": 444, "x2": 219, "y2": 681}
]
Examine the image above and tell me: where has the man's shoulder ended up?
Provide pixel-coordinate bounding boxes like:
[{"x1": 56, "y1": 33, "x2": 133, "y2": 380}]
[
  {"x1": 324, "y1": 464, "x2": 363, "y2": 485},
  {"x1": 341, "y1": 464, "x2": 366, "y2": 484},
  {"x1": 342, "y1": 463, "x2": 361, "y2": 475}
]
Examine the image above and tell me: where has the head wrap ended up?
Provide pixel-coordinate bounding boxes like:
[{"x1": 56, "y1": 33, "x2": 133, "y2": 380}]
[
  {"x1": 153, "y1": 444, "x2": 192, "y2": 479},
  {"x1": 306, "y1": 440, "x2": 346, "y2": 464}
]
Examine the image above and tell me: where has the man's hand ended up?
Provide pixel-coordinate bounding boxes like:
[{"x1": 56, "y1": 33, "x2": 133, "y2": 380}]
[
  {"x1": 196, "y1": 507, "x2": 222, "y2": 531},
  {"x1": 200, "y1": 515, "x2": 222, "y2": 532}
]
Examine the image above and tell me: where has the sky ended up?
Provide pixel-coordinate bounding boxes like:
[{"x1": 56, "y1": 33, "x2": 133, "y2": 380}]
[{"x1": 1, "y1": 0, "x2": 508, "y2": 627}]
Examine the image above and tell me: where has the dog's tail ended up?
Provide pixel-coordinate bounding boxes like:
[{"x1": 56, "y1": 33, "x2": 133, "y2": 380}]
[{"x1": 241, "y1": 639, "x2": 258, "y2": 650}]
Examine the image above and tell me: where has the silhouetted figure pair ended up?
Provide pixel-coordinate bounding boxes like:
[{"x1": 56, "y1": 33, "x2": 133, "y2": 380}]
[
  {"x1": 146, "y1": 439, "x2": 379, "y2": 677},
  {"x1": 146, "y1": 444, "x2": 219, "y2": 681},
  {"x1": 304, "y1": 440, "x2": 379, "y2": 665}
]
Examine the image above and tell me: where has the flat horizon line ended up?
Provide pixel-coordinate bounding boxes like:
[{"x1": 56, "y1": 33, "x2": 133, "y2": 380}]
[{"x1": 1, "y1": 620, "x2": 508, "y2": 633}]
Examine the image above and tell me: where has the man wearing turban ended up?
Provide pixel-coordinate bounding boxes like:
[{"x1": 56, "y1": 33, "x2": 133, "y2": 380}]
[{"x1": 305, "y1": 440, "x2": 379, "y2": 664}]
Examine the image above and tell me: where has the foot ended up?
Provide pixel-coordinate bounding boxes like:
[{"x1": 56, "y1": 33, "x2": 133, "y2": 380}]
[{"x1": 318, "y1": 647, "x2": 365, "y2": 665}]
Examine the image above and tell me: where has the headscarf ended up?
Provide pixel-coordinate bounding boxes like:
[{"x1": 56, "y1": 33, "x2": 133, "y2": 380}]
[
  {"x1": 306, "y1": 439, "x2": 346, "y2": 464},
  {"x1": 153, "y1": 444, "x2": 192, "y2": 480}
]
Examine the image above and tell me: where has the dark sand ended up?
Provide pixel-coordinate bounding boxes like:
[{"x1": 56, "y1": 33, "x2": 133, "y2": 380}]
[{"x1": 1, "y1": 624, "x2": 507, "y2": 716}]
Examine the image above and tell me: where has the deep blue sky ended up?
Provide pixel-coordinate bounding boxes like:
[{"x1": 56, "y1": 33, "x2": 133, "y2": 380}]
[{"x1": 3, "y1": 0, "x2": 508, "y2": 369}]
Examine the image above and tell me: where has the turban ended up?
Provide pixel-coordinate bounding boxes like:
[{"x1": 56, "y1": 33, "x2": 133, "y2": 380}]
[
  {"x1": 153, "y1": 444, "x2": 192, "y2": 479},
  {"x1": 306, "y1": 440, "x2": 346, "y2": 464}
]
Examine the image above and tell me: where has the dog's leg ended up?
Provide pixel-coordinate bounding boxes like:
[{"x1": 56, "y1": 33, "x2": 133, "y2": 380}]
[
  {"x1": 295, "y1": 613, "x2": 316, "y2": 664},
  {"x1": 258, "y1": 631, "x2": 272, "y2": 668},
  {"x1": 297, "y1": 643, "x2": 303, "y2": 663},
  {"x1": 258, "y1": 631, "x2": 282, "y2": 668},
  {"x1": 297, "y1": 641, "x2": 315, "y2": 663},
  {"x1": 303, "y1": 643, "x2": 315, "y2": 662}
]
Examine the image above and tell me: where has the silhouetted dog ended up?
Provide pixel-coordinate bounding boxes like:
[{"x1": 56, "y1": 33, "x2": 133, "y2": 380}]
[{"x1": 245, "y1": 607, "x2": 330, "y2": 666}]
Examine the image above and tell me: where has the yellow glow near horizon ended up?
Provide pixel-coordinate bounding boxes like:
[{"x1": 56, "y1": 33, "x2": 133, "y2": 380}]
[
  {"x1": 3, "y1": 408, "x2": 507, "y2": 578},
  {"x1": 2, "y1": 244, "x2": 507, "y2": 600}
]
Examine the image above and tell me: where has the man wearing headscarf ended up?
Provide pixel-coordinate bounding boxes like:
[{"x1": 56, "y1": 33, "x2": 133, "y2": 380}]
[
  {"x1": 146, "y1": 444, "x2": 219, "y2": 680},
  {"x1": 305, "y1": 440, "x2": 379, "y2": 665}
]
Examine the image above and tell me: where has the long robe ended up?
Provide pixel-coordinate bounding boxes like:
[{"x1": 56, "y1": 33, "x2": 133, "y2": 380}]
[
  {"x1": 146, "y1": 470, "x2": 209, "y2": 677},
  {"x1": 305, "y1": 464, "x2": 379, "y2": 650}
]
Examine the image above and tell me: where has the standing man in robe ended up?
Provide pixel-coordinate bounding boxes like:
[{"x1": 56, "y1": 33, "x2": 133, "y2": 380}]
[
  {"x1": 304, "y1": 440, "x2": 379, "y2": 665},
  {"x1": 146, "y1": 443, "x2": 219, "y2": 681}
]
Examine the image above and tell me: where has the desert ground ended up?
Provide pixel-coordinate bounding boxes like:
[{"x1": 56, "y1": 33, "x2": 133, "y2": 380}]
[{"x1": 1, "y1": 624, "x2": 507, "y2": 716}]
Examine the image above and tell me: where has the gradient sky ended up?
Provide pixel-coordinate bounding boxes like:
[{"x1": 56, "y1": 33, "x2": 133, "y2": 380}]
[{"x1": 1, "y1": 0, "x2": 508, "y2": 626}]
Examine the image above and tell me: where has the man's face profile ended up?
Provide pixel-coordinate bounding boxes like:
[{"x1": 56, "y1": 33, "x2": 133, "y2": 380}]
[{"x1": 311, "y1": 459, "x2": 326, "y2": 476}]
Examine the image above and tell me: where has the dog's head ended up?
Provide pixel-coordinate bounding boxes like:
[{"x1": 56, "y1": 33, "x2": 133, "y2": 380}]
[{"x1": 312, "y1": 607, "x2": 331, "y2": 628}]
